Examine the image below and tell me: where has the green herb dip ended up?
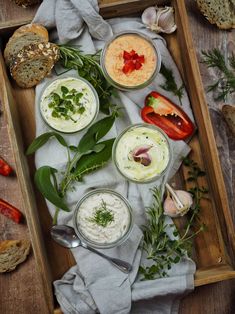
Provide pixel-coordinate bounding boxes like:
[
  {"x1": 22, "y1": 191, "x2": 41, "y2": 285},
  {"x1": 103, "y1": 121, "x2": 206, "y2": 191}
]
[{"x1": 40, "y1": 77, "x2": 98, "y2": 133}]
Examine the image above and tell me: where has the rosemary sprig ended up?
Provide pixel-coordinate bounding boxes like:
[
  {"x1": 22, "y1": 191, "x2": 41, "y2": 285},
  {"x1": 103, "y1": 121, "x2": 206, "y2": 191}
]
[
  {"x1": 201, "y1": 49, "x2": 235, "y2": 101},
  {"x1": 89, "y1": 200, "x2": 114, "y2": 227},
  {"x1": 58, "y1": 45, "x2": 117, "y2": 115},
  {"x1": 139, "y1": 158, "x2": 207, "y2": 280},
  {"x1": 160, "y1": 63, "x2": 184, "y2": 106}
]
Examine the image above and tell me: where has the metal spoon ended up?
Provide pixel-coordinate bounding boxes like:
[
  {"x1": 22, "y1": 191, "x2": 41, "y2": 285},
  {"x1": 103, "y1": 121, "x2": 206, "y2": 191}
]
[{"x1": 51, "y1": 225, "x2": 132, "y2": 273}]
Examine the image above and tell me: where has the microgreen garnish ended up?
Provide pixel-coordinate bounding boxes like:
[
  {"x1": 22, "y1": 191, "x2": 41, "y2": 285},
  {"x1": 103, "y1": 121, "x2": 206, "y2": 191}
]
[
  {"x1": 160, "y1": 63, "x2": 184, "y2": 106},
  {"x1": 48, "y1": 86, "x2": 85, "y2": 121},
  {"x1": 58, "y1": 45, "x2": 118, "y2": 115},
  {"x1": 89, "y1": 200, "x2": 114, "y2": 227},
  {"x1": 201, "y1": 49, "x2": 235, "y2": 101},
  {"x1": 139, "y1": 157, "x2": 207, "y2": 280}
]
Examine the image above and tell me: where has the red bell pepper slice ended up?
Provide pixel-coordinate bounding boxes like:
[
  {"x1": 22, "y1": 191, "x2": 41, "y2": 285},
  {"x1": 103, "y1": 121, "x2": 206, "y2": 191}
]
[
  {"x1": 122, "y1": 50, "x2": 145, "y2": 74},
  {"x1": 0, "y1": 157, "x2": 13, "y2": 176},
  {"x1": 141, "y1": 91, "x2": 195, "y2": 140},
  {"x1": 0, "y1": 198, "x2": 23, "y2": 223}
]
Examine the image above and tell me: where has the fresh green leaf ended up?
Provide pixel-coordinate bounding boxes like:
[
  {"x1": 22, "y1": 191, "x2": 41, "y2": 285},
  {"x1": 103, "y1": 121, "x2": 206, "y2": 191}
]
[
  {"x1": 26, "y1": 132, "x2": 68, "y2": 155},
  {"x1": 74, "y1": 138, "x2": 115, "y2": 178},
  {"x1": 77, "y1": 115, "x2": 115, "y2": 153},
  {"x1": 61, "y1": 86, "x2": 69, "y2": 94},
  {"x1": 58, "y1": 45, "x2": 118, "y2": 115},
  {"x1": 34, "y1": 166, "x2": 70, "y2": 212}
]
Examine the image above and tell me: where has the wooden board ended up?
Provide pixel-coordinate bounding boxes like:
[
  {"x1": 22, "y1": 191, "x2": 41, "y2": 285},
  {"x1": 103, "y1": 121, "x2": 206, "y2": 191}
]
[
  {"x1": 0, "y1": 0, "x2": 169, "y2": 32},
  {"x1": 0, "y1": 0, "x2": 234, "y2": 313}
]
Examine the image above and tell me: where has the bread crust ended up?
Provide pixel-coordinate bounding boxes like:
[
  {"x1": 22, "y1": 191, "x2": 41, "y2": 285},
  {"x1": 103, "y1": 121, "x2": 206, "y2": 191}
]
[
  {"x1": 10, "y1": 42, "x2": 60, "y2": 88},
  {"x1": 12, "y1": 23, "x2": 49, "y2": 42},
  {"x1": 0, "y1": 239, "x2": 30, "y2": 273},
  {"x1": 196, "y1": 0, "x2": 235, "y2": 29},
  {"x1": 4, "y1": 23, "x2": 49, "y2": 66}
]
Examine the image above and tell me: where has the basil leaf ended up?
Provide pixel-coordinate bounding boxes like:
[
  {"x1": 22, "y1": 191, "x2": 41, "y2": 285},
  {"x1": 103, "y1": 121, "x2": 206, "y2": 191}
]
[
  {"x1": 26, "y1": 132, "x2": 68, "y2": 155},
  {"x1": 74, "y1": 138, "x2": 115, "y2": 178},
  {"x1": 35, "y1": 166, "x2": 70, "y2": 212},
  {"x1": 77, "y1": 115, "x2": 115, "y2": 153}
]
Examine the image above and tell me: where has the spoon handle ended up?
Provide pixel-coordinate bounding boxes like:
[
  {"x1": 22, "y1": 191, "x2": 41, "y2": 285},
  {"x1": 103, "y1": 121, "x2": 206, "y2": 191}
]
[{"x1": 84, "y1": 245, "x2": 132, "y2": 273}]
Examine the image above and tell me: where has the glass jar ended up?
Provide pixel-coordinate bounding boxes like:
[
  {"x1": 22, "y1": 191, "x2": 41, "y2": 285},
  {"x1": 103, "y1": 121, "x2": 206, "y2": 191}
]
[
  {"x1": 73, "y1": 188, "x2": 133, "y2": 249},
  {"x1": 39, "y1": 74, "x2": 99, "y2": 134},
  {"x1": 112, "y1": 123, "x2": 172, "y2": 183},
  {"x1": 100, "y1": 31, "x2": 161, "y2": 90}
]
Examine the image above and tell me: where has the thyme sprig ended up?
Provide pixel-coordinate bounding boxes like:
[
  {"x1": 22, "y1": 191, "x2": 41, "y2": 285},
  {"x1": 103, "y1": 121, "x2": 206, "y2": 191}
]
[
  {"x1": 201, "y1": 49, "x2": 235, "y2": 101},
  {"x1": 89, "y1": 200, "x2": 114, "y2": 227},
  {"x1": 139, "y1": 158, "x2": 207, "y2": 280},
  {"x1": 58, "y1": 45, "x2": 117, "y2": 115},
  {"x1": 160, "y1": 63, "x2": 184, "y2": 106}
]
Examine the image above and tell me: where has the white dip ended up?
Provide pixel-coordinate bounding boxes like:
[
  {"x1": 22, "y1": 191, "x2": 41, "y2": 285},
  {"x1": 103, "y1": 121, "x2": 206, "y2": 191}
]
[
  {"x1": 115, "y1": 125, "x2": 170, "y2": 182},
  {"x1": 76, "y1": 191, "x2": 131, "y2": 244},
  {"x1": 40, "y1": 77, "x2": 98, "y2": 133}
]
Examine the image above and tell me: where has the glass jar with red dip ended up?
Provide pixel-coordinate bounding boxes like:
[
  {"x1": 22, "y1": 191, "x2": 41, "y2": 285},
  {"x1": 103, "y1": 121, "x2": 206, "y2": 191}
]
[{"x1": 100, "y1": 31, "x2": 161, "y2": 90}]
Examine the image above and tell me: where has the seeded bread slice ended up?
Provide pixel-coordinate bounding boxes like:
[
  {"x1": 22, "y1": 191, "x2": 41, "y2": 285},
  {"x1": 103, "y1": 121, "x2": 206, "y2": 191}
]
[
  {"x1": 10, "y1": 42, "x2": 60, "y2": 88},
  {"x1": 0, "y1": 239, "x2": 30, "y2": 273},
  {"x1": 4, "y1": 24, "x2": 48, "y2": 66},
  {"x1": 196, "y1": 0, "x2": 235, "y2": 29}
]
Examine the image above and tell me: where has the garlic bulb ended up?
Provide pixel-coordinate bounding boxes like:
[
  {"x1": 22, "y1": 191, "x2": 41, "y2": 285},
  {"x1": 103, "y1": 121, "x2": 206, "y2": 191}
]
[
  {"x1": 141, "y1": 6, "x2": 177, "y2": 34},
  {"x1": 163, "y1": 190, "x2": 193, "y2": 217}
]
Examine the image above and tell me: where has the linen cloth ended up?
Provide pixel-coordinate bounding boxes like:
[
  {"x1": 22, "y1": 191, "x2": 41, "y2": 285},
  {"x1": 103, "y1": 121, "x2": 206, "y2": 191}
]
[{"x1": 33, "y1": 1, "x2": 196, "y2": 313}]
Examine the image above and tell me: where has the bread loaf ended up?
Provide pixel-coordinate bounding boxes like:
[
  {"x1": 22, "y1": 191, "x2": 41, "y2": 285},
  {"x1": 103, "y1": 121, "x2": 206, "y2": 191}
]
[
  {"x1": 4, "y1": 23, "x2": 48, "y2": 66},
  {"x1": 0, "y1": 239, "x2": 30, "y2": 273},
  {"x1": 13, "y1": 0, "x2": 41, "y2": 8},
  {"x1": 10, "y1": 42, "x2": 60, "y2": 88},
  {"x1": 196, "y1": 0, "x2": 235, "y2": 29},
  {"x1": 222, "y1": 105, "x2": 235, "y2": 136}
]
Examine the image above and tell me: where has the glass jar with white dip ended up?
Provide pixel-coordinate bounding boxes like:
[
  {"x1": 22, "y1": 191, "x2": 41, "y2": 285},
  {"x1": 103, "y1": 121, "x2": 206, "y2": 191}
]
[
  {"x1": 39, "y1": 75, "x2": 99, "y2": 133},
  {"x1": 73, "y1": 189, "x2": 133, "y2": 249},
  {"x1": 113, "y1": 123, "x2": 172, "y2": 183},
  {"x1": 100, "y1": 31, "x2": 161, "y2": 90}
]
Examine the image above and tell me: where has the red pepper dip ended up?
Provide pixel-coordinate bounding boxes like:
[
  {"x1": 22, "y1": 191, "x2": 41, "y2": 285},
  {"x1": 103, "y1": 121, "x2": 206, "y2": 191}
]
[{"x1": 103, "y1": 33, "x2": 158, "y2": 88}]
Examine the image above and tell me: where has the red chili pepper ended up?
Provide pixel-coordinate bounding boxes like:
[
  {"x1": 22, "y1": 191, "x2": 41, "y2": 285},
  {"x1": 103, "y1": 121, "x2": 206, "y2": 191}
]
[
  {"x1": 0, "y1": 157, "x2": 13, "y2": 176},
  {"x1": 141, "y1": 92, "x2": 195, "y2": 141},
  {"x1": 122, "y1": 50, "x2": 145, "y2": 74},
  {"x1": 0, "y1": 198, "x2": 23, "y2": 223}
]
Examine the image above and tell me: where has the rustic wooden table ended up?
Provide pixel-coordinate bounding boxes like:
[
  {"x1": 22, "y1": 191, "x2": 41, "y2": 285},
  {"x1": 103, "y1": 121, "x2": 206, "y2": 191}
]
[{"x1": 0, "y1": 0, "x2": 234, "y2": 313}]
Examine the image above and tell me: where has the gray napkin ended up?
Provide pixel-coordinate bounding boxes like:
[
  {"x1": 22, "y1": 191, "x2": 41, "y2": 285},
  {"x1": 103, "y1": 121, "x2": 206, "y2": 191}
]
[{"x1": 34, "y1": 2, "x2": 196, "y2": 314}]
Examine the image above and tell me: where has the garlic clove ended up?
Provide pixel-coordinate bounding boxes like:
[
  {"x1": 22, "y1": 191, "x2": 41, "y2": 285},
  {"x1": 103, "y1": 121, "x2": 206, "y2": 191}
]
[
  {"x1": 142, "y1": 6, "x2": 177, "y2": 34},
  {"x1": 133, "y1": 153, "x2": 152, "y2": 166},
  {"x1": 132, "y1": 145, "x2": 152, "y2": 156},
  {"x1": 141, "y1": 6, "x2": 157, "y2": 26},
  {"x1": 163, "y1": 193, "x2": 179, "y2": 217},
  {"x1": 163, "y1": 189, "x2": 193, "y2": 217}
]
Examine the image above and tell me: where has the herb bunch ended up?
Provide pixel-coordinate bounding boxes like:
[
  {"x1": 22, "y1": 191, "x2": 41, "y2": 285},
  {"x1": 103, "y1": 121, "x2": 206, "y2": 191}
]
[
  {"x1": 139, "y1": 158, "x2": 207, "y2": 281},
  {"x1": 160, "y1": 63, "x2": 184, "y2": 106},
  {"x1": 58, "y1": 45, "x2": 116, "y2": 115},
  {"x1": 89, "y1": 200, "x2": 114, "y2": 227},
  {"x1": 201, "y1": 49, "x2": 235, "y2": 101},
  {"x1": 48, "y1": 86, "x2": 85, "y2": 121},
  {"x1": 183, "y1": 157, "x2": 208, "y2": 227},
  {"x1": 27, "y1": 112, "x2": 118, "y2": 224}
]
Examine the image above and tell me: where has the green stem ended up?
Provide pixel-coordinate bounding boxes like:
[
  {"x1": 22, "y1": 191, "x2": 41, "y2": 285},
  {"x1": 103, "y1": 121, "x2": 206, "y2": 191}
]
[{"x1": 53, "y1": 207, "x2": 60, "y2": 225}]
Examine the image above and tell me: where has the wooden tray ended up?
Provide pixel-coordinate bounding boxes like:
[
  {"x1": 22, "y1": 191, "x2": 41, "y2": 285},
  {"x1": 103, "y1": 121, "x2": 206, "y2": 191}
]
[{"x1": 0, "y1": 0, "x2": 235, "y2": 313}]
